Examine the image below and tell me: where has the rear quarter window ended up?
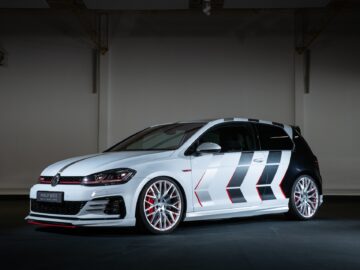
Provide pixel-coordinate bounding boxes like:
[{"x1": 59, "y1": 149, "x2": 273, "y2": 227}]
[{"x1": 257, "y1": 123, "x2": 293, "y2": 150}]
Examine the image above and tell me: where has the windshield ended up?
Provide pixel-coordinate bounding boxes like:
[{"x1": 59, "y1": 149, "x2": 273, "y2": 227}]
[{"x1": 107, "y1": 123, "x2": 205, "y2": 151}]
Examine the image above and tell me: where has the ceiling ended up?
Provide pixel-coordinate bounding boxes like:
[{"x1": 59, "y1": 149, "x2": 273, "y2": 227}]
[
  {"x1": 0, "y1": 0, "x2": 333, "y2": 9},
  {"x1": 0, "y1": 0, "x2": 49, "y2": 8}
]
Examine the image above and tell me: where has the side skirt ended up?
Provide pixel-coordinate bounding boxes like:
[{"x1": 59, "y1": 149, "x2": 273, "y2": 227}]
[{"x1": 184, "y1": 201, "x2": 289, "y2": 222}]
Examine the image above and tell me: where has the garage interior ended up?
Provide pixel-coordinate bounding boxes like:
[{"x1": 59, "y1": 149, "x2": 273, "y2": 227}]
[{"x1": 1, "y1": 0, "x2": 360, "y2": 269}]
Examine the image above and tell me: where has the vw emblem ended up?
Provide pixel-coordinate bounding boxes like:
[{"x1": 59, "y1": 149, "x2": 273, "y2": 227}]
[{"x1": 51, "y1": 174, "x2": 61, "y2": 186}]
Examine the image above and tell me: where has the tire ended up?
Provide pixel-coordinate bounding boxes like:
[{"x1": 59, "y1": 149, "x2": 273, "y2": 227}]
[
  {"x1": 287, "y1": 175, "x2": 320, "y2": 220},
  {"x1": 136, "y1": 177, "x2": 184, "y2": 234}
]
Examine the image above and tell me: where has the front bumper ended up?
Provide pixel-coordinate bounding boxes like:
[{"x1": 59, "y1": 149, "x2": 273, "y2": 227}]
[{"x1": 25, "y1": 182, "x2": 139, "y2": 227}]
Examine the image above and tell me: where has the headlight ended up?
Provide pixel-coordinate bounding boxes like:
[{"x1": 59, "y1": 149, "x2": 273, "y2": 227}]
[{"x1": 82, "y1": 169, "x2": 136, "y2": 186}]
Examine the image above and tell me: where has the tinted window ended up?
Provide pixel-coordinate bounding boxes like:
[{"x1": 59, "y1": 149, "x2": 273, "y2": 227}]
[
  {"x1": 257, "y1": 124, "x2": 293, "y2": 150},
  {"x1": 107, "y1": 123, "x2": 205, "y2": 151},
  {"x1": 195, "y1": 123, "x2": 257, "y2": 152}
]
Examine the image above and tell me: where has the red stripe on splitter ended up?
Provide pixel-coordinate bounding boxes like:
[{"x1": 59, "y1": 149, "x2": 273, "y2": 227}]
[
  {"x1": 28, "y1": 220, "x2": 76, "y2": 229},
  {"x1": 194, "y1": 171, "x2": 206, "y2": 207}
]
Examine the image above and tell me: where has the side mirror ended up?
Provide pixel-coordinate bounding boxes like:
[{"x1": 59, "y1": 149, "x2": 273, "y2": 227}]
[{"x1": 196, "y1": 142, "x2": 221, "y2": 154}]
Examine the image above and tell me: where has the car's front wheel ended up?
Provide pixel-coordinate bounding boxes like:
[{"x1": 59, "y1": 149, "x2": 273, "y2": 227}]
[
  {"x1": 288, "y1": 175, "x2": 320, "y2": 220},
  {"x1": 137, "y1": 177, "x2": 184, "y2": 234}
]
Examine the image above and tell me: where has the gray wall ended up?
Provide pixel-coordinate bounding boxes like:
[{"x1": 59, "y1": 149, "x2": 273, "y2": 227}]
[
  {"x1": 0, "y1": 14, "x2": 98, "y2": 194},
  {"x1": 107, "y1": 13, "x2": 295, "y2": 144},
  {"x1": 0, "y1": 10, "x2": 359, "y2": 194},
  {"x1": 303, "y1": 10, "x2": 360, "y2": 194}
]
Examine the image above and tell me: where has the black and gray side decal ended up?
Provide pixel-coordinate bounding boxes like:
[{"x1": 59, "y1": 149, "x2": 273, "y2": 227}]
[
  {"x1": 257, "y1": 186, "x2": 276, "y2": 200},
  {"x1": 256, "y1": 151, "x2": 282, "y2": 200},
  {"x1": 266, "y1": 151, "x2": 281, "y2": 163},
  {"x1": 226, "y1": 152, "x2": 254, "y2": 203},
  {"x1": 257, "y1": 165, "x2": 278, "y2": 185}
]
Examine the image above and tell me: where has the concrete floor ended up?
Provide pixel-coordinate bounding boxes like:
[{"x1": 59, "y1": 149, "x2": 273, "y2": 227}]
[{"x1": 0, "y1": 196, "x2": 359, "y2": 270}]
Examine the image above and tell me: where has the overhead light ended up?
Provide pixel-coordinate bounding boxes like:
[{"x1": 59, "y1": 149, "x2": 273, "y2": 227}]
[{"x1": 202, "y1": 0, "x2": 211, "y2": 16}]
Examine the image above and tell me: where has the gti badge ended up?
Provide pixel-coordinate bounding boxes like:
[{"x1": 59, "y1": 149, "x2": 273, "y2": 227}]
[{"x1": 51, "y1": 174, "x2": 60, "y2": 187}]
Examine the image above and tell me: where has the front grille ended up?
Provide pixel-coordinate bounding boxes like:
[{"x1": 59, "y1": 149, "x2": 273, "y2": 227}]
[
  {"x1": 31, "y1": 199, "x2": 86, "y2": 215},
  {"x1": 39, "y1": 176, "x2": 83, "y2": 185}
]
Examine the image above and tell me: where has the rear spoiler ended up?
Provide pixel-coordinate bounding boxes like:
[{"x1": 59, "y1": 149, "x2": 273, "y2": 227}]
[{"x1": 291, "y1": 125, "x2": 302, "y2": 135}]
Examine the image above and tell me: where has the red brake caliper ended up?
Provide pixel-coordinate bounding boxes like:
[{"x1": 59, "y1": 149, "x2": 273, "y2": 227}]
[
  {"x1": 146, "y1": 190, "x2": 155, "y2": 216},
  {"x1": 147, "y1": 198, "x2": 155, "y2": 214}
]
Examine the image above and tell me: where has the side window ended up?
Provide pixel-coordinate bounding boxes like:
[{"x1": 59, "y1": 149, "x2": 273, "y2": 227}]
[
  {"x1": 257, "y1": 124, "x2": 293, "y2": 150},
  {"x1": 197, "y1": 123, "x2": 258, "y2": 152}
]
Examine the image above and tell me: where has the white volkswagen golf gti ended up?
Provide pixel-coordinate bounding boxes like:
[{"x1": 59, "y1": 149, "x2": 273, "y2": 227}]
[{"x1": 26, "y1": 118, "x2": 323, "y2": 234}]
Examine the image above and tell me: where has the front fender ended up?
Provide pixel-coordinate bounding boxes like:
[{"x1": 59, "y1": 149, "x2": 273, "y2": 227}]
[{"x1": 128, "y1": 169, "x2": 193, "y2": 221}]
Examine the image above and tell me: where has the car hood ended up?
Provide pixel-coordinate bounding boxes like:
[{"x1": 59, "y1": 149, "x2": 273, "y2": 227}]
[{"x1": 41, "y1": 151, "x2": 174, "y2": 176}]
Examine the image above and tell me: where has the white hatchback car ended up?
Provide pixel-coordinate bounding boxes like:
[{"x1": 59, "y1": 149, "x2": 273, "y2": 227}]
[{"x1": 26, "y1": 118, "x2": 323, "y2": 234}]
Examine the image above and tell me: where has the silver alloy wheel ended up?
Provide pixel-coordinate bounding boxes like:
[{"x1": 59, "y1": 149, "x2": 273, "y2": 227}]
[
  {"x1": 143, "y1": 180, "x2": 182, "y2": 232},
  {"x1": 294, "y1": 176, "x2": 319, "y2": 218}
]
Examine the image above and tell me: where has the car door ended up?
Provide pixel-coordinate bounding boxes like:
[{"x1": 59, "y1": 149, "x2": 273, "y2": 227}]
[
  {"x1": 254, "y1": 123, "x2": 293, "y2": 203},
  {"x1": 189, "y1": 122, "x2": 265, "y2": 212}
]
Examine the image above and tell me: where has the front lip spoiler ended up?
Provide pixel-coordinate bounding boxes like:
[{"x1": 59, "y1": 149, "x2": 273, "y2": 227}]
[
  {"x1": 25, "y1": 214, "x2": 137, "y2": 227},
  {"x1": 27, "y1": 220, "x2": 76, "y2": 229},
  {"x1": 28, "y1": 213, "x2": 121, "y2": 221}
]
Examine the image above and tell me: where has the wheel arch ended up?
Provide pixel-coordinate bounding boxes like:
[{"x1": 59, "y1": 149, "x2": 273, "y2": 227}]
[
  {"x1": 282, "y1": 170, "x2": 323, "y2": 198},
  {"x1": 134, "y1": 175, "x2": 188, "y2": 221}
]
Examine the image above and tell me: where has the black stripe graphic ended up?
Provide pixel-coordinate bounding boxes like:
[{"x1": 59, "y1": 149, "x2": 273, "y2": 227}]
[
  {"x1": 257, "y1": 186, "x2": 276, "y2": 200},
  {"x1": 239, "y1": 152, "x2": 254, "y2": 165},
  {"x1": 256, "y1": 151, "x2": 283, "y2": 201},
  {"x1": 227, "y1": 166, "x2": 249, "y2": 188},
  {"x1": 227, "y1": 189, "x2": 246, "y2": 203},
  {"x1": 226, "y1": 153, "x2": 254, "y2": 203},
  {"x1": 267, "y1": 151, "x2": 282, "y2": 164},
  {"x1": 58, "y1": 154, "x2": 103, "y2": 174},
  {"x1": 257, "y1": 164, "x2": 278, "y2": 185}
]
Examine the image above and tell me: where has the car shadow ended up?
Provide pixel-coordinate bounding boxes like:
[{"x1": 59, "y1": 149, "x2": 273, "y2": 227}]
[
  {"x1": 33, "y1": 206, "x2": 360, "y2": 237},
  {"x1": 33, "y1": 213, "x2": 292, "y2": 237}
]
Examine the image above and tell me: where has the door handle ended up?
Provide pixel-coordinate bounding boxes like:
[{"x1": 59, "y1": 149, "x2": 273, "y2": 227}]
[{"x1": 253, "y1": 158, "x2": 264, "y2": 163}]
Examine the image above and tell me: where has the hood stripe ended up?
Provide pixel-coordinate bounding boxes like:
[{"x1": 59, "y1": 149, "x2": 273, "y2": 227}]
[{"x1": 57, "y1": 154, "x2": 104, "y2": 175}]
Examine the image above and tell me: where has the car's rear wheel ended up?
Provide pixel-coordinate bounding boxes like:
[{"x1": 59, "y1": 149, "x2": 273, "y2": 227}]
[
  {"x1": 288, "y1": 175, "x2": 320, "y2": 220},
  {"x1": 137, "y1": 177, "x2": 184, "y2": 234}
]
